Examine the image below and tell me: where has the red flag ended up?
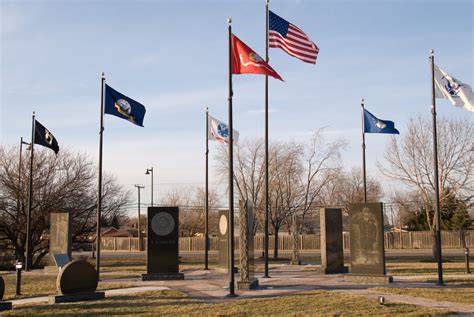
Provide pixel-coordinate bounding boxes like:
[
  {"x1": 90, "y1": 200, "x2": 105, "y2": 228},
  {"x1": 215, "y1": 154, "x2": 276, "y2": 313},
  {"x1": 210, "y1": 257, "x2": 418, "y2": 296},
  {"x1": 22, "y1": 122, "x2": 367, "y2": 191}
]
[{"x1": 232, "y1": 34, "x2": 283, "y2": 81}]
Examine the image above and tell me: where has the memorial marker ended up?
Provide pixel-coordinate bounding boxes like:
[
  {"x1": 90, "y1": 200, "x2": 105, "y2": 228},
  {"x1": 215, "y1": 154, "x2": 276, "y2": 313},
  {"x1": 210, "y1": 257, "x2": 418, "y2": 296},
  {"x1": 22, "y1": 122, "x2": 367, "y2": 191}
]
[
  {"x1": 45, "y1": 212, "x2": 72, "y2": 273},
  {"x1": 218, "y1": 210, "x2": 230, "y2": 271},
  {"x1": 320, "y1": 208, "x2": 348, "y2": 274},
  {"x1": 345, "y1": 203, "x2": 392, "y2": 284},
  {"x1": 237, "y1": 201, "x2": 258, "y2": 290},
  {"x1": 49, "y1": 260, "x2": 105, "y2": 303},
  {"x1": 142, "y1": 207, "x2": 184, "y2": 280}
]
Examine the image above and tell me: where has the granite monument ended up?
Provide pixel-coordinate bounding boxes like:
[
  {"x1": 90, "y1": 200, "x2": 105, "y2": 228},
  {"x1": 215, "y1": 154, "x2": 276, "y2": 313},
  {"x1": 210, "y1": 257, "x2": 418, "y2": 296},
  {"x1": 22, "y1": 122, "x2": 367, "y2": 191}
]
[
  {"x1": 142, "y1": 207, "x2": 184, "y2": 280},
  {"x1": 345, "y1": 203, "x2": 392, "y2": 284},
  {"x1": 49, "y1": 260, "x2": 105, "y2": 303}
]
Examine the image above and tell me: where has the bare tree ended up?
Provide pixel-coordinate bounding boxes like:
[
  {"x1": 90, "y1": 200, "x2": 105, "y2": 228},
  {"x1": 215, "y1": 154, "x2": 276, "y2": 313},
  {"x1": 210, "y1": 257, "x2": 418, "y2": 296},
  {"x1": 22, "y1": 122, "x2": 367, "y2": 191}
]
[
  {"x1": 216, "y1": 131, "x2": 346, "y2": 258},
  {"x1": 161, "y1": 186, "x2": 221, "y2": 236},
  {"x1": 379, "y1": 116, "x2": 473, "y2": 230},
  {"x1": 216, "y1": 139, "x2": 266, "y2": 234},
  {"x1": 0, "y1": 146, "x2": 131, "y2": 268}
]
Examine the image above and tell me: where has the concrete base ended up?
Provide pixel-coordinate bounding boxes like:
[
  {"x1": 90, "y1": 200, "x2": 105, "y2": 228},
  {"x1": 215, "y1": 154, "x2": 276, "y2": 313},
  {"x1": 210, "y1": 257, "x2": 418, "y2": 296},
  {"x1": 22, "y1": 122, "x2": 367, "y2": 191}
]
[
  {"x1": 290, "y1": 260, "x2": 302, "y2": 265},
  {"x1": 48, "y1": 291, "x2": 105, "y2": 304},
  {"x1": 44, "y1": 265, "x2": 60, "y2": 273},
  {"x1": 141, "y1": 273, "x2": 184, "y2": 281},
  {"x1": 344, "y1": 274, "x2": 393, "y2": 284},
  {"x1": 237, "y1": 278, "x2": 259, "y2": 290},
  {"x1": 320, "y1": 266, "x2": 349, "y2": 274},
  {"x1": 0, "y1": 301, "x2": 13, "y2": 311}
]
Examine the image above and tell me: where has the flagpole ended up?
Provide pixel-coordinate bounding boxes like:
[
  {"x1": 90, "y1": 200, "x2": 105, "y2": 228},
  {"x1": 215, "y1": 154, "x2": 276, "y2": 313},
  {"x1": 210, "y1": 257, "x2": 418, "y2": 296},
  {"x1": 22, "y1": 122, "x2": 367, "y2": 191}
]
[
  {"x1": 361, "y1": 98, "x2": 367, "y2": 203},
  {"x1": 205, "y1": 107, "x2": 209, "y2": 270},
  {"x1": 227, "y1": 18, "x2": 237, "y2": 297},
  {"x1": 25, "y1": 111, "x2": 35, "y2": 271},
  {"x1": 263, "y1": 0, "x2": 270, "y2": 279},
  {"x1": 430, "y1": 49, "x2": 443, "y2": 286},
  {"x1": 96, "y1": 72, "x2": 105, "y2": 277}
]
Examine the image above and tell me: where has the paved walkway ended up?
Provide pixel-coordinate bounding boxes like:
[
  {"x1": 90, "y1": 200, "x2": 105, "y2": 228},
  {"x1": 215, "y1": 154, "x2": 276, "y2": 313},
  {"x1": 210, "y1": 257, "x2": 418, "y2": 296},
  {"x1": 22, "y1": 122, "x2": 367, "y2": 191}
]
[{"x1": 7, "y1": 265, "x2": 474, "y2": 314}]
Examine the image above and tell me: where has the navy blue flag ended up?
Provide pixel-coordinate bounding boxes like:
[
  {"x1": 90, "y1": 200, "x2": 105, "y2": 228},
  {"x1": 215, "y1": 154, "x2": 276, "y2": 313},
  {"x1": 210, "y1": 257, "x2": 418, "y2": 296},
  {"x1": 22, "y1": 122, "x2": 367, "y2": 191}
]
[
  {"x1": 104, "y1": 84, "x2": 146, "y2": 127},
  {"x1": 363, "y1": 109, "x2": 399, "y2": 134}
]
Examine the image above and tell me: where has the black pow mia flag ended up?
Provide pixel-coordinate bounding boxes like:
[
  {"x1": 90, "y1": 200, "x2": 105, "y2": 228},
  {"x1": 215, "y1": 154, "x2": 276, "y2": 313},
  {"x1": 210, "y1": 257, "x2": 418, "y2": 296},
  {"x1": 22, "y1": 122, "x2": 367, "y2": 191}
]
[{"x1": 34, "y1": 119, "x2": 59, "y2": 154}]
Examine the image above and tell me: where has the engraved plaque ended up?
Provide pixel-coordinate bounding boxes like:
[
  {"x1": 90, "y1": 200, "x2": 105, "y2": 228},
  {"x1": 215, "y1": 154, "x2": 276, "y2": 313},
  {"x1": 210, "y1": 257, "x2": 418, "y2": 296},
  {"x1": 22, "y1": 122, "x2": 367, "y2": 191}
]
[
  {"x1": 53, "y1": 254, "x2": 70, "y2": 268},
  {"x1": 151, "y1": 212, "x2": 175, "y2": 236},
  {"x1": 219, "y1": 214, "x2": 228, "y2": 235},
  {"x1": 349, "y1": 203, "x2": 386, "y2": 275}
]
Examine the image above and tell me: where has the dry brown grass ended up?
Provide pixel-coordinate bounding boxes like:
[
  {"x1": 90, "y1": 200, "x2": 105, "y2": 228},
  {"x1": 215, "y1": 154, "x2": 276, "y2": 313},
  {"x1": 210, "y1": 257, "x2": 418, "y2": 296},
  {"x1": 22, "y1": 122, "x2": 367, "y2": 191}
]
[
  {"x1": 3, "y1": 290, "x2": 450, "y2": 316},
  {"x1": 373, "y1": 287, "x2": 474, "y2": 305}
]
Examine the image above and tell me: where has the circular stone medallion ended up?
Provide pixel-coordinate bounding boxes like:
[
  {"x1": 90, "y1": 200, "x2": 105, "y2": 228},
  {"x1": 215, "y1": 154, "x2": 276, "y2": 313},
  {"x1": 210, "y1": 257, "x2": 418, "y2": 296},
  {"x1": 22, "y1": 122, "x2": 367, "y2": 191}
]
[
  {"x1": 0, "y1": 275, "x2": 4, "y2": 300},
  {"x1": 57, "y1": 260, "x2": 98, "y2": 295},
  {"x1": 151, "y1": 212, "x2": 175, "y2": 236},
  {"x1": 219, "y1": 214, "x2": 228, "y2": 235}
]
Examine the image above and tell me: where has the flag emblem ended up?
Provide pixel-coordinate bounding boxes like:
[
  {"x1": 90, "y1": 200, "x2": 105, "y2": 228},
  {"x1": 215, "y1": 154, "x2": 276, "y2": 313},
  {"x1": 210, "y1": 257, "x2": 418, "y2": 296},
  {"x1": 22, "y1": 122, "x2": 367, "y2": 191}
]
[
  {"x1": 45, "y1": 129, "x2": 54, "y2": 145},
  {"x1": 269, "y1": 10, "x2": 319, "y2": 64},
  {"x1": 208, "y1": 114, "x2": 239, "y2": 145},
  {"x1": 443, "y1": 76, "x2": 462, "y2": 97},
  {"x1": 375, "y1": 121, "x2": 386, "y2": 129},
  {"x1": 217, "y1": 123, "x2": 228, "y2": 139}
]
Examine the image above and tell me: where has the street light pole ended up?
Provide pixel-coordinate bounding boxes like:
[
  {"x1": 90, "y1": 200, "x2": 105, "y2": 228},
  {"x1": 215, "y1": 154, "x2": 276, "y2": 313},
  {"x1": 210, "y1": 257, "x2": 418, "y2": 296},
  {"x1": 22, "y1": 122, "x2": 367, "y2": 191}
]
[
  {"x1": 135, "y1": 184, "x2": 145, "y2": 251},
  {"x1": 145, "y1": 167, "x2": 154, "y2": 207}
]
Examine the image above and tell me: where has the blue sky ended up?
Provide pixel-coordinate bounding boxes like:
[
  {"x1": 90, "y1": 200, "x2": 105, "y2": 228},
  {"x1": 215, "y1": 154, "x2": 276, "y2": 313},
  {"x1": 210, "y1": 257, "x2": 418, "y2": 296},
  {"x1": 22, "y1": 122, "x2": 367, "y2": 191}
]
[{"x1": 1, "y1": 0, "x2": 472, "y2": 213}]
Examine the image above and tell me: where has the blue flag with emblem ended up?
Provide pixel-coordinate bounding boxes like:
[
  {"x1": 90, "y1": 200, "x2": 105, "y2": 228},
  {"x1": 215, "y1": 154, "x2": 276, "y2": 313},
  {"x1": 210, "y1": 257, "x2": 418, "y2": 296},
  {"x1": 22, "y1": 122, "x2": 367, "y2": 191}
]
[
  {"x1": 104, "y1": 84, "x2": 146, "y2": 127},
  {"x1": 363, "y1": 109, "x2": 399, "y2": 134}
]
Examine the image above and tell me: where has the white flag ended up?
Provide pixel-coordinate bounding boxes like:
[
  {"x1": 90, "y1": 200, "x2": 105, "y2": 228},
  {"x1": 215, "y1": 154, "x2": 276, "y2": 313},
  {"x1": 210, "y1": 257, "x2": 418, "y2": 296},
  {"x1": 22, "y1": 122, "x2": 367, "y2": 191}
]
[
  {"x1": 208, "y1": 114, "x2": 239, "y2": 145},
  {"x1": 434, "y1": 64, "x2": 473, "y2": 112}
]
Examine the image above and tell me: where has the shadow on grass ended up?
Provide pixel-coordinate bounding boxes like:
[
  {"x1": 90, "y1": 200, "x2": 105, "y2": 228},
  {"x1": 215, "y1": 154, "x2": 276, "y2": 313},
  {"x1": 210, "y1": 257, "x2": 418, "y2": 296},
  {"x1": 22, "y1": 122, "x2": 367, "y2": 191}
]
[{"x1": 15, "y1": 295, "x2": 205, "y2": 316}]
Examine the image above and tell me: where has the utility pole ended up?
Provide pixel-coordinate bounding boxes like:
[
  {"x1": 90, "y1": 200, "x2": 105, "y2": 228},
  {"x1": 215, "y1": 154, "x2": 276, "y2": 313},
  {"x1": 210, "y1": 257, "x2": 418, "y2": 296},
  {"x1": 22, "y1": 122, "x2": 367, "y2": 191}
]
[{"x1": 135, "y1": 184, "x2": 145, "y2": 251}]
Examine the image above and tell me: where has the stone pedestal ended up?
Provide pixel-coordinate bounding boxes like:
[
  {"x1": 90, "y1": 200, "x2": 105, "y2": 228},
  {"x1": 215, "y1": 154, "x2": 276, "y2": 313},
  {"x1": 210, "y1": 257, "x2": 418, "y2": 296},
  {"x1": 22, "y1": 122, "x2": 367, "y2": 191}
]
[
  {"x1": 0, "y1": 275, "x2": 12, "y2": 311},
  {"x1": 218, "y1": 210, "x2": 230, "y2": 271},
  {"x1": 141, "y1": 273, "x2": 184, "y2": 280},
  {"x1": 45, "y1": 212, "x2": 72, "y2": 272},
  {"x1": 0, "y1": 302, "x2": 12, "y2": 311},
  {"x1": 320, "y1": 208, "x2": 348, "y2": 274},
  {"x1": 142, "y1": 207, "x2": 184, "y2": 281},
  {"x1": 237, "y1": 279, "x2": 259, "y2": 290},
  {"x1": 344, "y1": 274, "x2": 393, "y2": 284},
  {"x1": 348, "y1": 203, "x2": 391, "y2": 283},
  {"x1": 237, "y1": 201, "x2": 258, "y2": 290},
  {"x1": 49, "y1": 292, "x2": 105, "y2": 304}
]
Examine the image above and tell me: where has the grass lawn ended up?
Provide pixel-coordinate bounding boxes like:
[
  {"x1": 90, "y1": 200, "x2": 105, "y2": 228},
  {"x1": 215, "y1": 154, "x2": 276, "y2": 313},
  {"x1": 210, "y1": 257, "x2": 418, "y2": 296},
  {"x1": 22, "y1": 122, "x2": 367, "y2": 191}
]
[
  {"x1": 373, "y1": 287, "x2": 474, "y2": 305},
  {"x1": 386, "y1": 260, "x2": 469, "y2": 276},
  {"x1": 3, "y1": 290, "x2": 450, "y2": 316}
]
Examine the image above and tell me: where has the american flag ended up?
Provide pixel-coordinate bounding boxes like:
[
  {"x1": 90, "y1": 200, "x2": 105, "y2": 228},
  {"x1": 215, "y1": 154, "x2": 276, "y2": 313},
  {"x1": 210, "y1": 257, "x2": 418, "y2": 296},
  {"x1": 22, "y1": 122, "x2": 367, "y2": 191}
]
[{"x1": 268, "y1": 10, "x2": 319, "y2": 64}]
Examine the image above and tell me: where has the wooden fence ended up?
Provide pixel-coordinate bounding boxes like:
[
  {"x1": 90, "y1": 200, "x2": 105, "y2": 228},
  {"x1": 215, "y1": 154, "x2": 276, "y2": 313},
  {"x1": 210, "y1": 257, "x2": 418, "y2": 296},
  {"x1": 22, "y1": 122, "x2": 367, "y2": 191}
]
[{"x1": 100, "y1": 230, "x2": 473, "y2": 252}]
